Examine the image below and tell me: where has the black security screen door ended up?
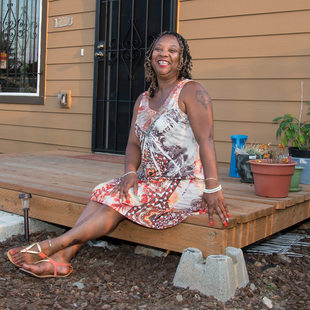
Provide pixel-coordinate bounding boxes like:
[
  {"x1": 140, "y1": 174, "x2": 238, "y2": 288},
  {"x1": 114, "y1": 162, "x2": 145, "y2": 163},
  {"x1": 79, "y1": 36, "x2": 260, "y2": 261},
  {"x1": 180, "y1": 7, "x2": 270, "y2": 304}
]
[{"x1": 92, "y1": 0, "x2": 177, "y2": 153}]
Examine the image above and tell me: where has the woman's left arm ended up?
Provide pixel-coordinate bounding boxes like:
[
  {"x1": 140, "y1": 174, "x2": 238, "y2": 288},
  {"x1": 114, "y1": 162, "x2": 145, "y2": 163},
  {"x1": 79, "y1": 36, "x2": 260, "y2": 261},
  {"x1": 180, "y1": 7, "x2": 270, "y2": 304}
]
[{"x1": 180, "y1": 81, "x2": 229, "y2": 227}]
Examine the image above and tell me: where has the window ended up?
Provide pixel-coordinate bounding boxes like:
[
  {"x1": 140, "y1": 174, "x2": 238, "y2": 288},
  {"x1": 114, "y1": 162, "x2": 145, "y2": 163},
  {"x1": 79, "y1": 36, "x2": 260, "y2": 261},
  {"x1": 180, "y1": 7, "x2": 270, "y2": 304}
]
[{"x1": 0, "y1": 0, "x2": 46, "y2": 104}]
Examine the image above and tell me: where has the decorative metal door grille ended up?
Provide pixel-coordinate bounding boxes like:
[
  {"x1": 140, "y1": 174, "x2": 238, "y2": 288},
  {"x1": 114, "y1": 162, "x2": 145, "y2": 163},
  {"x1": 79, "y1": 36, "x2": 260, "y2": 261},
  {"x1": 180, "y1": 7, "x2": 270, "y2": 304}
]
[
  {"x1": 92, "y1": 0, "x2": 177, "y2": 153},
  {"x1": 0, "y1": 0, "x2": 41, "y2": 94}
]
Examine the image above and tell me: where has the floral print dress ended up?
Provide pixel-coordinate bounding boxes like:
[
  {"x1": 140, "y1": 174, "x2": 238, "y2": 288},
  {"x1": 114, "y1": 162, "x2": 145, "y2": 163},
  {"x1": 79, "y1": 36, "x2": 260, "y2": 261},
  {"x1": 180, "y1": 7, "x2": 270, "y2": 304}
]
[{"x1": 90, "y1": 79, "x2": 205, "y2": 229}]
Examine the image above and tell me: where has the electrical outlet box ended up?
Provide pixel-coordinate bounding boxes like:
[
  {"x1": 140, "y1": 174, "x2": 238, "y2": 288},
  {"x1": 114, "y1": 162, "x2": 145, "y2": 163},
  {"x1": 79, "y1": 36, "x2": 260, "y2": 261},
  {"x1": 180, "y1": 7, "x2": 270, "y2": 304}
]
[{"x1": 58, "y1": 90, "x2": 72, "y2": 108}]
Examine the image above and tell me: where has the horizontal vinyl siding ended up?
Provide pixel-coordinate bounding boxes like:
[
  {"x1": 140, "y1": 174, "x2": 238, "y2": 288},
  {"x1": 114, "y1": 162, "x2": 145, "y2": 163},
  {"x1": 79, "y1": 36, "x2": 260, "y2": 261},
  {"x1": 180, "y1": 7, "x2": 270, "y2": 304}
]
[
  {"x1": 0, "y1": 97, "x2": 93, "y2": 114},
  {"x1": 0, "y1": 124, "x2": 91, "y2": 149},
  {"x1": 179, "y1": 0, "x2": 310, "y2": 163},
  {"x1": 193, "y1": 57, "x2": 310, "y2": 79},
  {"x1": 181, "y1": 11, "x2": 310, "y2": 39},
  {"x1": 0, "y1": 0, "x2": 96, "y2": 154},
  {"x1": 179, "y1": 0, "x2": 310, "y2": 20},
  {"x1": 0, "y1": 111, "x2": 91, "y2": 131}
]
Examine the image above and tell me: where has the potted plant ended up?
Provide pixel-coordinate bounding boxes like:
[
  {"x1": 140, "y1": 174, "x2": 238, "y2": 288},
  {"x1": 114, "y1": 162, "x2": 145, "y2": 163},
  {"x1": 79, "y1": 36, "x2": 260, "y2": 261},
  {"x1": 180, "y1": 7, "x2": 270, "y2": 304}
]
[
  {"x1": 249, "y1": 144, "x2": 297, "y2": 198},
  {"x1": 273, "y1": 104, "x2": 310, "y2": 157},
  {"x1": 273, "y1": 102, "x2": 310, "y2": 184},
  {"x1": 235, "y1": 144, "x2": 268, "y2": 183}
]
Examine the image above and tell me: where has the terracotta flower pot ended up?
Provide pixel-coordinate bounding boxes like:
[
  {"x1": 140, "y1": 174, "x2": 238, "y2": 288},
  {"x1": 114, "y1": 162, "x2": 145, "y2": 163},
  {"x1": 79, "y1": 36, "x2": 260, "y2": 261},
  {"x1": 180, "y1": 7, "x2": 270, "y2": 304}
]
[{"x1": 249, "y1": 159, "x2": 297, "y2": 198}]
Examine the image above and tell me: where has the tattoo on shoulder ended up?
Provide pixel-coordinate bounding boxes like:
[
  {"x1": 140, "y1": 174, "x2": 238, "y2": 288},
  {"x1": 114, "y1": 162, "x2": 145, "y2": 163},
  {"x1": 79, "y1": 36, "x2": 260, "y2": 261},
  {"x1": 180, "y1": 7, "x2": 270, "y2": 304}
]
[{"x1": 195, "y1": 89, "x2": 210, "y2": 110}]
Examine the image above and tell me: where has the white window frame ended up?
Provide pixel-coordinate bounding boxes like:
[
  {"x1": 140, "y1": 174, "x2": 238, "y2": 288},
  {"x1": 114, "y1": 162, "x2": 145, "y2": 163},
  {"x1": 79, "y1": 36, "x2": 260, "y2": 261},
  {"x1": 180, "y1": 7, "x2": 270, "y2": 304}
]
[{"x1": 0, "y1": 0, "x2": 46, "y2": 104}]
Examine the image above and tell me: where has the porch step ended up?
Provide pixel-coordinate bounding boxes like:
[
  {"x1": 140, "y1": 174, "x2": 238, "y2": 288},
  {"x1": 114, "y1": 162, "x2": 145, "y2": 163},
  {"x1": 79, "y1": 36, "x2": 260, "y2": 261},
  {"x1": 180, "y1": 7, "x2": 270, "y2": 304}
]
[{"x1": 0, "y1": 210, "x2": 65, "y2": 242}]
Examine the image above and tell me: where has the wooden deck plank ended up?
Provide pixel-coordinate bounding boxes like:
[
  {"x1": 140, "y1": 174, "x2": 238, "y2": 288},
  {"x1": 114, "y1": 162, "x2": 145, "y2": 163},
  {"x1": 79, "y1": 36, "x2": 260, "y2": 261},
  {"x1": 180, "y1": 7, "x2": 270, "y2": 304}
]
[
  {"x1": 0, "y1": 188, "x2": 85, "y2": 227},
  {"x1": 0, "y1": 172, "x2": 93, "y2": 194},
  {"x1": 0, "y1": 151, "x2": 124, "y2": 203},
  {"x1": 224, "y1": 199, "x2": 275, "y2": 222},
  {"x1": 0, "y1": 150, "x2": 309, "y2": 257},
  {"x1": 108, "y1": 220, "x2": 227, "y2": 257},
  {"x1": 222, "y1": 185, "x2": 305, "y2": 209}
]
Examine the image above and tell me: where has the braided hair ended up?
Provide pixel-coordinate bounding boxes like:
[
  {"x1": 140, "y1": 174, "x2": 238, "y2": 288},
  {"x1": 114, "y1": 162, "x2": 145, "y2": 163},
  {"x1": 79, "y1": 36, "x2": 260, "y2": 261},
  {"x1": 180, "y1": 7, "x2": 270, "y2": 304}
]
[{"x1": 144, "y1": 31, "x2": 192, "y2": 98}]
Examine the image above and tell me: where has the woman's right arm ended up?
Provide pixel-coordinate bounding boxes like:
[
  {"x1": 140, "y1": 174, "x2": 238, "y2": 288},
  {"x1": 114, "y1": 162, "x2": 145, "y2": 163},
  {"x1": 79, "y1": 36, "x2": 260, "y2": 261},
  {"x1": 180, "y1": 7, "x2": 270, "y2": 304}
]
[
  {"x1": 124, "y1": 94, "x2": 143, "y2": 173},
  {"x1": 117, "y1": 94, "x2": 143, "y2": 201}
]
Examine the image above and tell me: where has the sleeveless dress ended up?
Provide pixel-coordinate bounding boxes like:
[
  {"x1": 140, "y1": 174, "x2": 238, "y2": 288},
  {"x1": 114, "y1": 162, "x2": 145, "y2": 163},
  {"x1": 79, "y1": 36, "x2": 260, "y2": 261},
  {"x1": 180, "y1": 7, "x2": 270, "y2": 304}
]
[{"x1": 90, "y1": 79, "x2": 205, "y2": 230}]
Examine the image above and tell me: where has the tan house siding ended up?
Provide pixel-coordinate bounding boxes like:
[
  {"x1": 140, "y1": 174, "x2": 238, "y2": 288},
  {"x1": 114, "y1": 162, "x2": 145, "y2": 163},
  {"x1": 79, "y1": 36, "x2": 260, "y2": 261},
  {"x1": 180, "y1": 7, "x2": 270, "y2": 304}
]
[
  {"x1": 179, "y1": 0, "x2": 310, "y2": 163},
  {"x1": 0, "y1": 0, "x2": 96, "y2": 154},
  {"x1": 0, "y1": 0, "x2": 309, "y2": 163}
]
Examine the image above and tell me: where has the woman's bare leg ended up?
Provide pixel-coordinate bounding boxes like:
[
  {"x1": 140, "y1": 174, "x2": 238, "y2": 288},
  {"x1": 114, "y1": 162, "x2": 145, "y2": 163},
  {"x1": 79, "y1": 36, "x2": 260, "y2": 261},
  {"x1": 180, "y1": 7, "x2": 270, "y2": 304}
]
[
  {"x1": 10, "y1": 201, "x2": 124, "y2": 267},
  {"x1": 19, "y1": 202, "x2": 124, "y2": 276},
  {"x1": 50, "y1": 200, "x2": 105, "y2": 261}
]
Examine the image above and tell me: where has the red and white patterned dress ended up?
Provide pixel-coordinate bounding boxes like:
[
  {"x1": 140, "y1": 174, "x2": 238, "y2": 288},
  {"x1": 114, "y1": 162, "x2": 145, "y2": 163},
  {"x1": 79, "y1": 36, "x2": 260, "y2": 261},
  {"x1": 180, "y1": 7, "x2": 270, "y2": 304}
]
[{"x1": 90, "y1": 79, "x2": 205, "y2": 229}]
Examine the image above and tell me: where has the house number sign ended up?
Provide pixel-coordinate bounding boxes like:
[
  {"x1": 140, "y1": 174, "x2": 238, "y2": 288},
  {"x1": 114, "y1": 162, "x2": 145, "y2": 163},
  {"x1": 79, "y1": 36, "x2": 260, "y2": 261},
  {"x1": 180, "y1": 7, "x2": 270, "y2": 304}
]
[{"x1": 54, "y1": 16, "x2": 73, "y2": 28}]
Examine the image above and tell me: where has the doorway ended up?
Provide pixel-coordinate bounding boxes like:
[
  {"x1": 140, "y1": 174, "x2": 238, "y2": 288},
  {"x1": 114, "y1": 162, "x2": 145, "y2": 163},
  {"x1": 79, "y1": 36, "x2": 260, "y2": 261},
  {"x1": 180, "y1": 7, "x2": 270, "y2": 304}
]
[{"x1": 92, "y1": 0, "x2": 177, "y2": 153}]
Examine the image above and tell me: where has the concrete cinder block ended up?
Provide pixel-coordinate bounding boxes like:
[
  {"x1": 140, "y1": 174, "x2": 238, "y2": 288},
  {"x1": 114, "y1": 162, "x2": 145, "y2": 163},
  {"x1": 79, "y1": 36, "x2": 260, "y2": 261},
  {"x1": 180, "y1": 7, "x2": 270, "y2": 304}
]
[
  {"x1": 226, "y1": 246, "x2": 249, "y2": 288},
  {"x1": 203, "y1": 255, "x2": 237, "y2": 301},
  {"x1": 0, "y1": 211, "x2": 65, "y2": 242},
  {"x1": 173, "y1": 248, "x2": 205, "y2": 289},
  {"x1": 173, "y1": 247, "x2": 249, "y2": 303}
]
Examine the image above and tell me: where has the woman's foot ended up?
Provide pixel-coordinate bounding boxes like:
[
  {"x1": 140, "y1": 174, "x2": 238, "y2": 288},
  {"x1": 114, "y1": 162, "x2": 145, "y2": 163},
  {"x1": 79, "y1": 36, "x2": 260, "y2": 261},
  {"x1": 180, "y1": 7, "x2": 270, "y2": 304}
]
[
  {"x1": 7, "y1": 241, "x2": 52, "y2": 267},
  {"x1": 20, "y1": 252, "x2": 73, "y2": 278}
]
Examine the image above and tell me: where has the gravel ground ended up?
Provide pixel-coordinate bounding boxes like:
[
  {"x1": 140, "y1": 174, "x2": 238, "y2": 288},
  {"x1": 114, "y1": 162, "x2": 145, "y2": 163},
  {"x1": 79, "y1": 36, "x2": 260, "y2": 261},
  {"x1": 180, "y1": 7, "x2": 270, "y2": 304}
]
[{"x1": 0, "y1": 222, "x2": 309, "y2": 310}]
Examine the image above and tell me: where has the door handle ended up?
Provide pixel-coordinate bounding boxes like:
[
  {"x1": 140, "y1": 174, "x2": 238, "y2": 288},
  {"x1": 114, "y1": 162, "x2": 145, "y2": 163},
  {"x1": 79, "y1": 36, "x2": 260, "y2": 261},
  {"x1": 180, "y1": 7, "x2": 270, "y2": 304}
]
[{"x1": 95, "y1": 51, "x2": 105, "y2": 59}]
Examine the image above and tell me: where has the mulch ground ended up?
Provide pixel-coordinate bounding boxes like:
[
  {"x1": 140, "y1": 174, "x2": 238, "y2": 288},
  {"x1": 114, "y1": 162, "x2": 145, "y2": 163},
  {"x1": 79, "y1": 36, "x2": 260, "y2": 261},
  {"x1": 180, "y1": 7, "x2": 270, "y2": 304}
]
[{"x1": 0, "y1": 222, "x2": 309, "y2": 310}]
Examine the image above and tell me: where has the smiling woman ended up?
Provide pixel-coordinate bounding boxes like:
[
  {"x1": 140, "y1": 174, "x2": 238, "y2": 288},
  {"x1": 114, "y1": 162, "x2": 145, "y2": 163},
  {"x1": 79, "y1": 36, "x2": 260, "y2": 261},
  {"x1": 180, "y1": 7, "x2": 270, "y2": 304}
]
[
  {"x1": 145, "y1": 31, "x2": 192, "y2": 98},
  {"x1": 7, "y1": 32, "x2": 229, "y2": 279}
]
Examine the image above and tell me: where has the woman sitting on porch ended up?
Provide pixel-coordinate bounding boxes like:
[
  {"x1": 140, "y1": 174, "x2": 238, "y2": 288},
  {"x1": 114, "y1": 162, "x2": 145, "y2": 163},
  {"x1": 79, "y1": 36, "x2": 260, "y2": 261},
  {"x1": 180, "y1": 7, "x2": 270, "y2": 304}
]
[{"x1": 7, "y1": 31, "x2": 229, "y2": 278}]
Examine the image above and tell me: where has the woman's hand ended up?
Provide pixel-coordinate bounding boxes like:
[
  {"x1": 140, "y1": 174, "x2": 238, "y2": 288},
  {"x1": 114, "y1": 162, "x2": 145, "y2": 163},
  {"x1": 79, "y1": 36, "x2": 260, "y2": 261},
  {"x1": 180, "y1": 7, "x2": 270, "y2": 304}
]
[
  {"x1": 112, "y1": 173, "x2": 138, "y2": 203},
  {"x1": 200, "y1": 190, "x2": 230, "y2": 227}
]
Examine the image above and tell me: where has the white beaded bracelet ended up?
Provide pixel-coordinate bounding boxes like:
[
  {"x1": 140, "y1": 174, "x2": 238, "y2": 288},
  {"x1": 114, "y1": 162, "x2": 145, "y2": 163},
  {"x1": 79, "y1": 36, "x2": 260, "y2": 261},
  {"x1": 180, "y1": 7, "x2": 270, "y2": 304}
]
[
  {"x1": 122, "y1": 171, "x2": 136, "y2": 177},
  {"x1": 203, "y1": 184, "x2": 222, "y2": 194}
]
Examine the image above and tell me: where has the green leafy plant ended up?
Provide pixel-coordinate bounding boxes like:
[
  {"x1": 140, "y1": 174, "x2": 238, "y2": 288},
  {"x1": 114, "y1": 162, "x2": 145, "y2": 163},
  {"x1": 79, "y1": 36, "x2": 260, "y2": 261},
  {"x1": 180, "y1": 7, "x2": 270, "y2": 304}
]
[{"x1": 273, "y1": 103, "x2": 310, "y2": 150}]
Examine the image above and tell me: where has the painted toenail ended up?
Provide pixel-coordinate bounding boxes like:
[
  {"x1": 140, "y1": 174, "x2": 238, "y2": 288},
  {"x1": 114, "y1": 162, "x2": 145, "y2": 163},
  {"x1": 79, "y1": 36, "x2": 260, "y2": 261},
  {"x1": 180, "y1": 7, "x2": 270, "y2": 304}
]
[{"x1": 11, "y1": 250, "x2": 15, "y2": 254}]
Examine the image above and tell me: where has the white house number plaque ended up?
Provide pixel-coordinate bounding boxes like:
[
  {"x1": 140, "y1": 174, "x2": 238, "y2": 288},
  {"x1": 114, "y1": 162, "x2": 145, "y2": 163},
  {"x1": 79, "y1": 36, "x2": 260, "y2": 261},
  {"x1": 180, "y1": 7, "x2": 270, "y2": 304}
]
[{"x1": 54, "y1": 16, "x2": 73, "y2": 28}]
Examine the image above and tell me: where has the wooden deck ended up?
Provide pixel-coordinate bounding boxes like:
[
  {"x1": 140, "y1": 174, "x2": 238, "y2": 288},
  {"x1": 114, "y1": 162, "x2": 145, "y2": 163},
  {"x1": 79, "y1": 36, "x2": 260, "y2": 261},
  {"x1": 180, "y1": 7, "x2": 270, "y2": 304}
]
[{"x1": 0, "y1": 150, "x2": 309, "y2": 257}]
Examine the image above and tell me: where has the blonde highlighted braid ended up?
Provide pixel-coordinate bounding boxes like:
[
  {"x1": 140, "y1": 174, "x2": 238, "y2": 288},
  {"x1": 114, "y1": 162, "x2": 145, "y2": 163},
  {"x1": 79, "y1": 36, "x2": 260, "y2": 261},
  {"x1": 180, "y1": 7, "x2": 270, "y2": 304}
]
[{"x1": 144, "y1": 31, "x2": 193, "y2": 98}]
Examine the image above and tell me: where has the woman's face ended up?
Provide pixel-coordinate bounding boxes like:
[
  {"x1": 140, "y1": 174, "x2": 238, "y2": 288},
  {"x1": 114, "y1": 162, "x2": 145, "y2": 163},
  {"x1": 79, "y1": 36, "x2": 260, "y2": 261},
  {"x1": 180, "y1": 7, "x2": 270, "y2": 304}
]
[{"x1": 151, "y1": 35, "x2": 180, "y2": 79}]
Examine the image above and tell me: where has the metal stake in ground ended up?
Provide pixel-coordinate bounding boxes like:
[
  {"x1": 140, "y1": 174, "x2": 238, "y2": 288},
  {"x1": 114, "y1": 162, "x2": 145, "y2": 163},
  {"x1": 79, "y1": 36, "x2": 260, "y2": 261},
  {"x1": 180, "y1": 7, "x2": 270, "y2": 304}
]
[{"x1": 19, "y1": 193, "x2": 32, "y2": 241}]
